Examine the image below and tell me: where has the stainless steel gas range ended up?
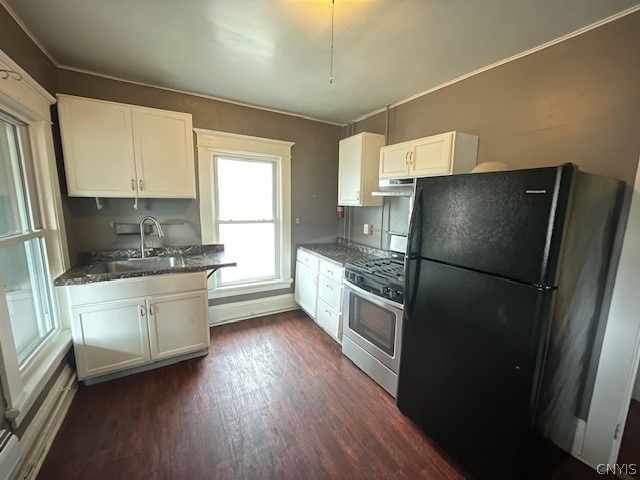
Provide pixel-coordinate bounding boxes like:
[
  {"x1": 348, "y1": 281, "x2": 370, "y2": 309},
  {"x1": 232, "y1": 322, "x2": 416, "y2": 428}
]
[{"x1": 342, "y1": 235, "x2": 406, "y2": 397}]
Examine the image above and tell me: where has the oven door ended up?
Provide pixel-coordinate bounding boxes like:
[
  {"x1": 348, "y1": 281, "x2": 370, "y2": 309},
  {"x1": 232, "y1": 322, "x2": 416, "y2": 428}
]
[{"x1": 342, "y1": 280, "x2": 404, "y2": 373}]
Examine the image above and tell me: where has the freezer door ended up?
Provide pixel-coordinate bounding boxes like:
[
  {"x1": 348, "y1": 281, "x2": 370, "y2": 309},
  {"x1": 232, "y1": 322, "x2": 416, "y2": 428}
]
[
  {"x1": 415, "y1": 165, "x2": 574, "y2": 286},
  {"x1": 397, "y1": 260, "x2": 554, "y2": 480}
]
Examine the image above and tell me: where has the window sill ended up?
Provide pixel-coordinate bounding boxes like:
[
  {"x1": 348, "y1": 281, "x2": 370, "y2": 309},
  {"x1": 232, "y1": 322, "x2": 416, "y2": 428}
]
[
  {"x1": 5, "y1": 328, "x2": 72, "y2": 428},
  {"x1": 209, "y1": 278, "x2": 293, "y2": 299}
]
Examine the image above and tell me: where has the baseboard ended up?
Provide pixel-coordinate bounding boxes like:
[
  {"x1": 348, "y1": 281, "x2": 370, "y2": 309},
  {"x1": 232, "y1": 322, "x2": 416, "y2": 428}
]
[
  {"x1": 209, "y1": 293, "x2": 299, "y2": 326},
  {"x1": 571, "y1": 417, "x2": 587, "y2": 457},
  {"x1": 81, "y1": 349, "x2": 208, "y2": 385},
  {"x1": 14, "y1": 364, "x2": 77, "y2": 480},
  {"x1": 570, "y1": 417, "x2": 602, "y2": 472}
]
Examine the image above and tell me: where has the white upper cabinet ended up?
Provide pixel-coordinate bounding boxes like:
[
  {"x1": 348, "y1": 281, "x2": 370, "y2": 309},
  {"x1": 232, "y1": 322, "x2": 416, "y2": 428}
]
[
  {"x1": 132, "y1": 108, "x2": 195, "y2": 198},
  {"x1": 338, "y1": 132, "x2": 385, "y2": 206},
  {"x1": 58, "y1": 96, "x2": 137, "y2": 197},
  {"x1": 379, "y1": 142, "x2": 411, "y2": 179},
  {"x1": 57, "y1": 94, "x2": 196, "y2": 198},
  {"x1": 379, "y1": 131, "x2": 479, "y2": 180}
]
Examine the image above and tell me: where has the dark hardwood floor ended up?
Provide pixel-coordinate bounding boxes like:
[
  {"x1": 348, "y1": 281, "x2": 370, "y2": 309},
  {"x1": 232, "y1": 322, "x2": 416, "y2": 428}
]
[
  {"x1": 38, "y1": 310, "x2": 608, "y2": 479},
  {"x1": 619, "y1": 400, "x2": 640, "y2": 478}
]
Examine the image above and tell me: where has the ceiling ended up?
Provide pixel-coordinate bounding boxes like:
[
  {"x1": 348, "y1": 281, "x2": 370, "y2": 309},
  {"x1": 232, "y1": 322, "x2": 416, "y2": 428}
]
[{"x1": 5, "y1": 0, "x2": 640, "y2": 124}]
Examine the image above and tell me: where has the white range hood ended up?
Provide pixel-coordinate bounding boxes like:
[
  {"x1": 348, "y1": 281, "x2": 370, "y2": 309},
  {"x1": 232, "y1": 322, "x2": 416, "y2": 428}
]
[{"x1": 371, "y1": 178, "x2": 415, "y2": 197}]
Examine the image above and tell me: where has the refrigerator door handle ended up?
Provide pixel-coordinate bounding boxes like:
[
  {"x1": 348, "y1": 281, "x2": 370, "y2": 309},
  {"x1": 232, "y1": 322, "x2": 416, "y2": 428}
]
[{"x1": 404, "y1": 187, "x2": 423, "y2": 323}]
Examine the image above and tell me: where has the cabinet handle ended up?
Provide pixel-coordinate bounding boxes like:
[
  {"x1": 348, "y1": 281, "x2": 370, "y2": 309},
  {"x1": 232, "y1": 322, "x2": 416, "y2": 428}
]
[
  {"x1": 405, "y1": 152, "x2": 409, "y2": 165},
  {"x1": 140, "y1": 305, "x2": 146, "y2": 316},
  {"x1": 356, "y1": 190, "x2": 360, "y2": 201},
  {"x1": 314, "y1": 277, "x2": 318, "y2": 286},
  {"x1": 149, "y1": 304, "x2": 154, "y2": 316},
  {"x1": 131, "y1": 178, "x2": 135, "y2": 191},
  {"x1": 326, "y1": 284, "x2": 332, "y2": 290},
  {"x1": 326, "y1": 270, "x2": 333, "y2": 275},
  {"x1": 139, "y1": 179, "x2": 144, "y2": 191},
  {"x1": 325, "y1": 309, "x2": 331, "y2": 316},
  {"x1": 408, "y1": 152, "x2": 414, "y2": 166}
]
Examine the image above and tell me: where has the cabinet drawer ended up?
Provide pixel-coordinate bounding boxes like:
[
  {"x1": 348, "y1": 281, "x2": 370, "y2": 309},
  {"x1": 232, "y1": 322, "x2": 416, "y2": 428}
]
[
  {"x1": 317, "y1": 299, "x2": 341, "y2": 341},
  {"x1": 317, "y1": 275, "x2": 342, "y2": 311},
  {"x1": 297, "y1": 249, "x2": 319, "y2": 270},
  {"x1": 319, "y1": 258, "x2": 343, "y2": 282}
]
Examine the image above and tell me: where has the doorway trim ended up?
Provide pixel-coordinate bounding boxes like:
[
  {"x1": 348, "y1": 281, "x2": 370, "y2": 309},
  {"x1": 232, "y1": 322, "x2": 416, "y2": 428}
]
[{"x1": 579, "y1": 156, "x2": 640, "y2": 467}]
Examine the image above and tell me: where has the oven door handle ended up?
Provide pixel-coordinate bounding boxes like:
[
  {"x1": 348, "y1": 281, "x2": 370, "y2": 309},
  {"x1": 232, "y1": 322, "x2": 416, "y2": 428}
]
[
  {"x1": 404, "y1": 186, "x2": 423, "y2": 324},
  {"x1": 343, "y1": 280, "x2": 403, "y2": 311}
]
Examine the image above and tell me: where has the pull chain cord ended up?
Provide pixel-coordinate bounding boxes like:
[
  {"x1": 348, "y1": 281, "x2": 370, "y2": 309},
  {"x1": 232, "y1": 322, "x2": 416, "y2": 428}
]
[{"x1": 330, "y1": 0, "x2": 335, "y2": 84}]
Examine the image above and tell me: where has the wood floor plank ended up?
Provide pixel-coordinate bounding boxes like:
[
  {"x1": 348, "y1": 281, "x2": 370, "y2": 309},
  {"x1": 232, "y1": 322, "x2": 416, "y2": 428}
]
[{"x1": 37, "y1": 310, "x2": 606, "y2": 479}]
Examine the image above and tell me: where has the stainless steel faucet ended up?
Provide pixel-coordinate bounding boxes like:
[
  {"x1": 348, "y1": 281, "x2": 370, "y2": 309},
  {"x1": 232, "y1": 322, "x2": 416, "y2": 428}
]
[{"x1": 139, "y1": 216, "x2": 165, "y2": 258}]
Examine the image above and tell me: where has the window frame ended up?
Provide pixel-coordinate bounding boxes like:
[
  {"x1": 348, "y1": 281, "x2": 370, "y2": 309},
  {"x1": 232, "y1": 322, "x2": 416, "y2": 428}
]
[
  {"x1": 0, "y1": 48, "x2": 71, "y2": 429},
  {"x1": 195, "y1": 129, "x2": 294, "y2": 299},
  {"x1": 0, "y1": 116, "x2": 58, "y2": 368}
]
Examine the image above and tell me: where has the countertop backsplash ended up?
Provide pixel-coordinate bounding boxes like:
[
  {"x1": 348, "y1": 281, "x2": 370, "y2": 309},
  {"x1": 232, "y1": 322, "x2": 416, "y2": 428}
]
[{"x1": 337, "y1": 196, "x2": 410, "y2": 250}]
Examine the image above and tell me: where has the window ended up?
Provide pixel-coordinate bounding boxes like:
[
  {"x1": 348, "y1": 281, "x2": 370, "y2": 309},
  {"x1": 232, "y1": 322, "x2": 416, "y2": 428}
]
[
  {"x1": 215, "y1": 156, "x2": 278, "y2": 285},
  {"x1": 0, "y1": 114, "x2": 56, "y2": 367},
  {"x1": 0, "y1": 49, "x2": 70, "y2": 429},
  {"x1": 196, "y1": 129, "x2": 293, "y2": 298}
]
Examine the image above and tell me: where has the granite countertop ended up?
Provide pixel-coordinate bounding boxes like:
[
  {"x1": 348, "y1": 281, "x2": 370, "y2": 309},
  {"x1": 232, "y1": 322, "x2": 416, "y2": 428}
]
[
  {"x1": 298, "y1": 238, "x2": 387, "y2": 265},
  {"x1": 55, "y1": 245, "x2": 237, "y2": 286}
]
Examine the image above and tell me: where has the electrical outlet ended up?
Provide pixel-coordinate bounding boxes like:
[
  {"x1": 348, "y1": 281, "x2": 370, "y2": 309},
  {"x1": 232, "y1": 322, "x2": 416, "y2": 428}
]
[{"x1": 363, "y1": 224, "x2": 373, "y2": 235}]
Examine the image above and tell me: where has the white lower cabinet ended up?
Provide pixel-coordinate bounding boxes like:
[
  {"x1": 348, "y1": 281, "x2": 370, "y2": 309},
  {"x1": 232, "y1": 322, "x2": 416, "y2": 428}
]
[
  {"x1": 294, "y1": 248, "x2": 344, "y2": 343},
  {"x1": 148, "y1": 291, "x2": 208, "y2": 360},
  {"x1": 62, "y1": 272, "x2": 209, "y2": 381},
  {"x1": 72, "y1": 299, "x2": 151, "y2": 378},
  {"x1": 295, "y1": 259, "x2": 318, "y2": 318}
]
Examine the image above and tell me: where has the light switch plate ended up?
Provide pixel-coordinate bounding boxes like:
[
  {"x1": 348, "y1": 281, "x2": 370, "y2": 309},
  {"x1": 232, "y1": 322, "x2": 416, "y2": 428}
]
[{"x1": 363, "y1": 224, "x2": 373, "y2": 235}]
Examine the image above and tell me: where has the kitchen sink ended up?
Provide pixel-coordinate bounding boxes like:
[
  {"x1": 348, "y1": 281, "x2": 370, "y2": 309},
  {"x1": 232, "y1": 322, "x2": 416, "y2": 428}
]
[{"x1": 88, "y1": 255, "x2": 185, "y2": 275}]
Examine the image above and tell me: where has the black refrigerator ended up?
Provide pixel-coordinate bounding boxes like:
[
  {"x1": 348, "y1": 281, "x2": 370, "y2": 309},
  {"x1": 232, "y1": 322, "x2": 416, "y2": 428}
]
[{"x1": 396, "y1": 164, "x2": 624, "y2": 480}]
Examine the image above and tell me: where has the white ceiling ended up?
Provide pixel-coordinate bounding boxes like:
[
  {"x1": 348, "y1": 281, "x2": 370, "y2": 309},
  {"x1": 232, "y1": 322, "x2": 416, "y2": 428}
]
[{"x1": 5, "y1": 0, "x2": 640, "y2": 124}]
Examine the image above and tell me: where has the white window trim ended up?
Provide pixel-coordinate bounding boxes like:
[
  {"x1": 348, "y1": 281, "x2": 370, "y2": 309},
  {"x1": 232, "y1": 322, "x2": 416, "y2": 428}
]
[
  {"x1": 195, "y1": 129, "x2": 294, "y2": 298},
  {"x1": 0, "y1": 48, "x2": 71, "y2": 428}
]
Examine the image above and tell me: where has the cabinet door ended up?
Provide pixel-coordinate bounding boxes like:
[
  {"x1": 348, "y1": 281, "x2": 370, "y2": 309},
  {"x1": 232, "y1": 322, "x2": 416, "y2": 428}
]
[
  {"x1": 58, "y1": 96, "x2": 137, "y2": 197},
  {"x1": 132, "y1": 108, "x2": 196, "y2": 198},
  {"x1": 295, "y1": 261, "x2": 318, "y2": 318},
  {"x1": 379, "y1": 143, "x2": 410, "y2": 179},
  {"x1": 147, "y1": 291, "x2": 209, "y2": 360},
  {"x1": 71, "y1": 299, "x2": 150, "y2": 380},
  {"x1": 410, "y1": 133, "x2": 453, "y2": 177},
  {"x1": 338, "y1": 134, "x2": 363, "y2": 205}
]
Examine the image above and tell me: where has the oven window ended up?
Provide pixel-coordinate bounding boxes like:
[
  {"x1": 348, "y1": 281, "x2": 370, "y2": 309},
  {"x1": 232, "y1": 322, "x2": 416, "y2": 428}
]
[{"x1": 349, "y1": 295, "x2": 396, "y2": 356}]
